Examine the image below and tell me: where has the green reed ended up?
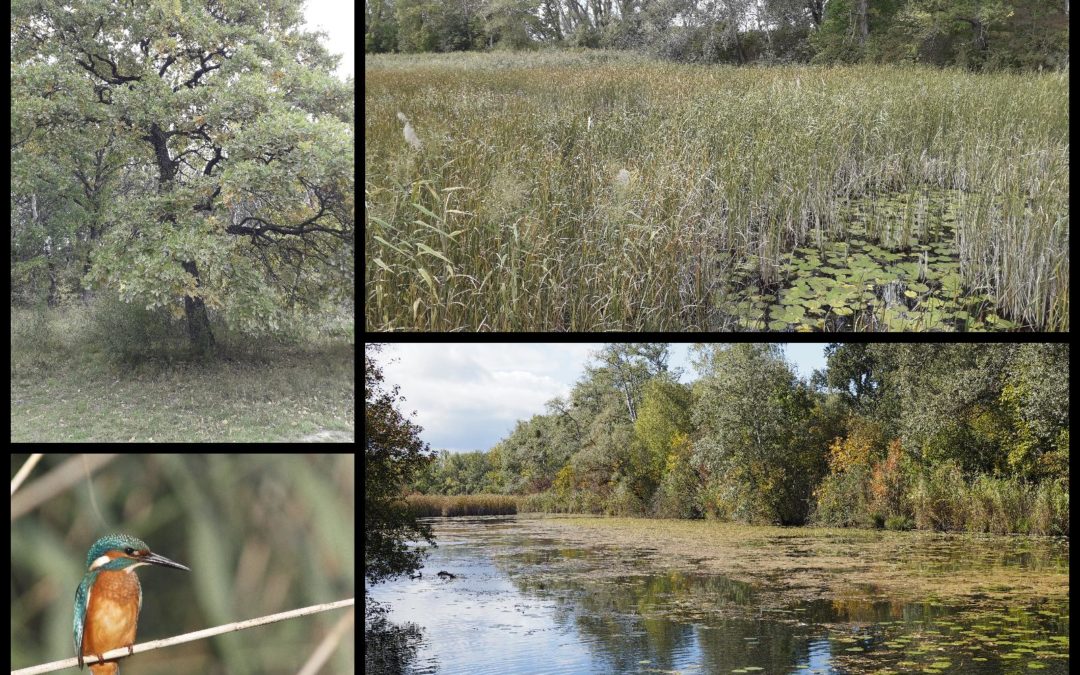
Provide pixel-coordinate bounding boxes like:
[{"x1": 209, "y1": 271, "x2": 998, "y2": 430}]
[{"x1": 366, "y1": 51, "x2": 1068, "y2": 331}]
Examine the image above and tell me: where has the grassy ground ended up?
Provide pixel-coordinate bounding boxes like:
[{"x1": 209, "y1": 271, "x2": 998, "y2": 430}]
[
  {"x1": 365, "y1": 49, "x2": 1069, "y2": 331},
  {"x1": 10, "y1": 298, "x2": 354, "y2": 442}
]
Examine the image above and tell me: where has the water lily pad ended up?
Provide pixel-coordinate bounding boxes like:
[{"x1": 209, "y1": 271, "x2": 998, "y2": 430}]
[{"x1": 985, "y1": 314, "x2": 1017, "y2": 328}]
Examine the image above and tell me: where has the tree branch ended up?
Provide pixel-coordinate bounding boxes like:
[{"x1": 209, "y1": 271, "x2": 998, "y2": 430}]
[
  {"x1": 158, "y1": 54, "x2": 177, "y2": 77},
  {"x1": 178, "y1": 49, "x2": 227, "y2": 90}
]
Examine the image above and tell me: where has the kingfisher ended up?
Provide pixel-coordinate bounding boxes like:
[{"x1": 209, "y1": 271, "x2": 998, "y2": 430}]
[{"x1": 74, "y1": 534, "x2": 190, "y2": 675}]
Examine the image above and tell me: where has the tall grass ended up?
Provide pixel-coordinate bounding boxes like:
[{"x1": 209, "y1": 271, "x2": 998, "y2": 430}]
[
  {"x1": 365, "y1": 51, "x2": 1068, "y2": 331},
  {"x1": 406, "y1": 493, "x2": 518, "y2": 517}
]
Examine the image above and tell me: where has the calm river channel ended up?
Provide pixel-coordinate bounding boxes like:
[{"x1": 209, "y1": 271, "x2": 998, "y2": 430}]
[{"x1": 365, "y1": 515, "x2": 1069, "y2": 674}]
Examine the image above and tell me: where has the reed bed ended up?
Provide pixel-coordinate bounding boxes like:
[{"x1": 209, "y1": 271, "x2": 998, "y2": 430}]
[
  {"x1": 365, "y1": 51, "x2": 1068, "y2": 331},
  {"x1": 406, "y1": 493, "x2": 518, "y2": 517}
]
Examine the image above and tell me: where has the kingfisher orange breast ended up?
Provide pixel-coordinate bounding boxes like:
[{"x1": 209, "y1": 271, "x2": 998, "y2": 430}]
[{"x1": 82, "y1": 569, "x2": 142, "y2": 675}]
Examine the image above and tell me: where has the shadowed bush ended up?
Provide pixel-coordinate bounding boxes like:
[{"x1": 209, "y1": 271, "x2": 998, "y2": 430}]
[{"x1": 87, "y1": 293, "x2": 193, "y2": 366}]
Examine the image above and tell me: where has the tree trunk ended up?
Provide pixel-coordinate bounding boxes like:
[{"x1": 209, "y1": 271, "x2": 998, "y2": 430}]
[
  {"x1": 181, "y1": 259, "x2": 215, "y2": 350},
  {"x1": 732, "y1": 26, "x2": 746, "y2": 64},
  {"x1": 47, "y1": 257, "x2": 59, "y2": 307},
  {"x1": 856, "y1": 0, "x2": 870, "y2": 48},
  {"x1": 144, "y1": 121, "x2": 212, "y2": 350}
]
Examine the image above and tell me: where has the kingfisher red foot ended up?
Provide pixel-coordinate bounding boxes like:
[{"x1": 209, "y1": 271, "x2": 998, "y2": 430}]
[{"x1": 74, "y1": 534, "x2": 190, "y2": 675}]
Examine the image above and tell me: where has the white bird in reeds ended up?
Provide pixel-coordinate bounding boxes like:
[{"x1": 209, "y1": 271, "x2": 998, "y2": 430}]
[
  {"x1": 397, "y1": 111, "x2": 423, "y2": 151},
  {"x1": 615, "y1": 168, "x2": 632, "y2": 188}
]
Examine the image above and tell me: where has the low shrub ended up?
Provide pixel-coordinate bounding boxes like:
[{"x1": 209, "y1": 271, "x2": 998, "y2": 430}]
[{"x1": 87, "y1": 293, "x2": 191, "y2": 365}]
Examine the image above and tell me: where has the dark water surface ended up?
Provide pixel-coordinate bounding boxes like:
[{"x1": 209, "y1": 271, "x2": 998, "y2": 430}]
[{"x1": 365, "y1": 516, "x2": 1069, "y2": 674}]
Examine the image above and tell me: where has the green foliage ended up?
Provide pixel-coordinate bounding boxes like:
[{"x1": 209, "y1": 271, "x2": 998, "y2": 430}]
[
  {"x1": 87, "y1": 292, "x2": 192, "y2": 365},
  {"x1": 394, "y1": 0, "x2": 442, "y2": 52},
  {"x1": 651, "y1": 432, "x2": 702, "y2": 519},
  {"x1": 605, "y1": 478, "x2": 646, "y2": 516},
  {"x1": 909, "y1": 460, "x2": 968, "y2": 531},
  {"x1": 997, "y1": 344, "x2": 1069, "y2": 481},
  {"x1": 692, "y1": 344, "x2": 822, "y2": 524},
  {"x1": 808, "y1": 0, "x2": 1067, "y2": 69},
  {"x1": 814, "y1": 463, "x2": 875, "y2": 527},
  {"x1": 884, "y1": 514, "x2": 914, "y2": 530},
  {"x1": 489, "y1": 414, "x2": 567, "y2": 493},
  {"x1": 13, "y1": 0, "x2": 354, "y2": 346},
  {"x1": 813, "y1": 344, "x2": 1068, "y2": 533},
  {"x1": 517, "y1": 490, "x2": 577, "y2": 514},
  {"x1": 10, "y1": 258, "x2": 52, "y2": 307},
  {"x1": 366, "y1": 0, "x2": 399, "y2": 53},
  {"x1": 365, "y1": 345, "x2": 437, "y2": 584},
  {"x1": 634, "y1": 376, "x2": 693, "y2": 491},
  {"x1": 444, "y1": 346, "x2": 677, "y2": 512},
  {"x1": 483, "y1": 0, "x2": 542, "y2": 49},
  {"x1": 367, "y1": 0, "x2": 1062, "y2": 71},
  {"x1": 411, "y1": 449, "x2": 497, "y2": 495}
]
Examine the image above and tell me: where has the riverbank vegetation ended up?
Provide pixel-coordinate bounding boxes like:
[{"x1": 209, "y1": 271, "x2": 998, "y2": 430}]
[
  {"x1": 406, "y1": 493, "x2": 518, "y2": 517},
  {"x1": 365, "y1": 52, "x2": 1068, "y2": 330},
  {"x1": 409, "y1": 343, "x2": 1069, "y2": 536}
]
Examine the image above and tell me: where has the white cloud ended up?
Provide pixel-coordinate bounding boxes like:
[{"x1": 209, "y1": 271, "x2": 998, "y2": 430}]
[
  {"x1": 300, "y1": 0, "x2": 354, "y2": 81},
  {"x1": 372, "y1": 343, "x2": 824, "y2": 453},
  {"x1": 377, "y1": 344, "x2": 603, "y2": 452}
]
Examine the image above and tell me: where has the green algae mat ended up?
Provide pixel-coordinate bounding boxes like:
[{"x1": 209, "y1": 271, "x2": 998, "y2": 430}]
[{"x1": 717, "y1": 188, "x2": 1023, "y2": 331}]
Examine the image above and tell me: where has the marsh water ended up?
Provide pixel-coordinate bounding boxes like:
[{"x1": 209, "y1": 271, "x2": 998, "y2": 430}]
[
  {"x1": 365, "y1": 516, "x2": 1068, "y2": 674},
  {"x1": 715, "y1": 188, "x2": 1028, "y2": 331}
]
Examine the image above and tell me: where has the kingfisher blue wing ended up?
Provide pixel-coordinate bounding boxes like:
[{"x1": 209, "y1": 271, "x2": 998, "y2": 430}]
[{"x1": 74, "y1": 571, "x2": 96, "y2": 668}]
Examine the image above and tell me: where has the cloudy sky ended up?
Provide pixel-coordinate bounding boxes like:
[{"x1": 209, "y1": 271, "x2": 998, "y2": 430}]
[
  {"x1": 376, "y1": 344, "x2": 828, "y2": 454},
  {"x1": 301, "y1": 0, "x2": 354, "y2": 80}
]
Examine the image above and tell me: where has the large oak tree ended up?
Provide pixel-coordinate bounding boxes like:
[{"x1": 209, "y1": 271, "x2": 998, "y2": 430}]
[{"x1": 12, "y1": 0, "x2": 354, "y2": 347}]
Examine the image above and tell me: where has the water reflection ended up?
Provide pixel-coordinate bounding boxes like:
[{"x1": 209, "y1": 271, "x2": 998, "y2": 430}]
[{"x1": 365, "y1": 517, "x2": 1068, "y2": 674}]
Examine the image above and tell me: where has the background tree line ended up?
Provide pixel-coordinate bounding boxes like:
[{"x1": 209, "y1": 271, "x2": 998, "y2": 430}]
[
  {"x1": 366, "y1": 0, "x2": 1068, "y2": 70},
  {"x1": 409, "y1": 343, "x2": 1069, "y2": 535}
]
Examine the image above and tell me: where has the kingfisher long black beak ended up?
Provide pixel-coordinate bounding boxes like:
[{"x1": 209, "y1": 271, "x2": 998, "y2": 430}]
[{"x1": 144, "y1": 551, "x2": 191, "y2": 571}]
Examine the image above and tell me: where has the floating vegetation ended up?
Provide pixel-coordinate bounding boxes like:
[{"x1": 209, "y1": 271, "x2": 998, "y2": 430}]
[
  {"x1": 829, "y1": 600, "x2": 1070, "y2": 673},
  {"x1": 715, "y1": 188, "x2": 1025, "y2": 331}
]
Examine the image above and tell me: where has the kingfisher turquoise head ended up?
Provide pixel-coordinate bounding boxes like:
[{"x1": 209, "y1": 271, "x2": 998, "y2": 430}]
[{"x1": 74, "y1": 534, "x2": 189, "y2": 675}]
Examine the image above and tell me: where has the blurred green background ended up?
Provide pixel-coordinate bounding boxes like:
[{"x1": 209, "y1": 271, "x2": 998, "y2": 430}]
[{"x1": 10, "y1": 453, "x2": 355, "y2": 674}]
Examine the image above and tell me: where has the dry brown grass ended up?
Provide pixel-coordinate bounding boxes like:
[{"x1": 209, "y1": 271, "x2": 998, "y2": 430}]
[{"x1": 406, "y1": 493, "x2": 518, "y2": 517}]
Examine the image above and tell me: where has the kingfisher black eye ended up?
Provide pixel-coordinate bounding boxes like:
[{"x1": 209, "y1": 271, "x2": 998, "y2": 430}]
[{"x1": 125, "y1": 548, "x2": 136, "y2": 555}]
